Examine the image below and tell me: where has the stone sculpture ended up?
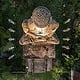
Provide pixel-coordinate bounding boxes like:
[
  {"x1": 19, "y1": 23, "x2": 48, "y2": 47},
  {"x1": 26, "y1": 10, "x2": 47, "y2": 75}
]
[{"x1": 19, "y1": 6, "x2": 59, "y2": 73}]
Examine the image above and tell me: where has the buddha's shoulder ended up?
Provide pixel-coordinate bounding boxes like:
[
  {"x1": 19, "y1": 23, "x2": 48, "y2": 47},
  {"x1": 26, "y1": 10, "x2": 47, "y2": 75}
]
[
  {"x1": 22, "y1": 18, "x2": 33, "y2": 25},
  {"x1": 49, "y1": 19, "x2": 59, "y2": 25},
  {"x1": 22, "y1": 19, "x2": 35, "y2": 30},
  {"x1": 48, "y1": 19, "x2": 59, "y2": 29}
]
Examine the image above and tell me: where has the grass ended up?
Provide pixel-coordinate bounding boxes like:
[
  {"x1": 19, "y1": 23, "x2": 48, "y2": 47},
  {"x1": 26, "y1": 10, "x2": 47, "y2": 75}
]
[{"x1": 0, "y1": 72, "x2": 53, "y2": 80}]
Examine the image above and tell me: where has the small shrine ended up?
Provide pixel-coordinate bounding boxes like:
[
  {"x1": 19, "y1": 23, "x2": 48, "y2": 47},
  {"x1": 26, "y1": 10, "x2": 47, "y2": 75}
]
[{"x1": 19, "y1": 6, "x2": 59, "y2": 73}]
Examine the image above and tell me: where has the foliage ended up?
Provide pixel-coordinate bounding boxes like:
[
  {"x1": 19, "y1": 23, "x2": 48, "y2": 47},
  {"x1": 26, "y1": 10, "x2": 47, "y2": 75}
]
[
  {"x1": 63, "y1": 55, "x2": 79, "y2": 69},
  {"x1": 0, "y1": 27, "x2": 13, "y2": 52},
  {"x1": 51, "y1": 60, "x2": 70, "y2": 80},
  {"x1": 52, "y1": 66, "x2": 65, "y2": 80},
  {"x1": 0, "y1": 0, "x2": 80, "y2": 80},
  {"x1": 75, "y1": 18, "x2": 80, "y2": 58}
]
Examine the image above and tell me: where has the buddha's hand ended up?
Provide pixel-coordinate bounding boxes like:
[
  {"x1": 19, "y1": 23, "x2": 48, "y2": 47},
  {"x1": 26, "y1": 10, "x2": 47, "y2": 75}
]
[{"x1": 35, "y1": 36, "x2": 46, "y2": 42}]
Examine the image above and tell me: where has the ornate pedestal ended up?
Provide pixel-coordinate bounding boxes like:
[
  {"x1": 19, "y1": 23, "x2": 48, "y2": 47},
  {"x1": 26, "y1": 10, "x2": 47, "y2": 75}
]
[{"x1": 23, "y1": 45, "x2": 55, "y2": 73}]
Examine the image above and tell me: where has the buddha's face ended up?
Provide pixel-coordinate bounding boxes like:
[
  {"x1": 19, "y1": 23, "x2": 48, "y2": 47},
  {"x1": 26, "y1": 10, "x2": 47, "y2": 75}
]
[{"x1": 31, "y1": 6, "x2": 51, "y2": 28}]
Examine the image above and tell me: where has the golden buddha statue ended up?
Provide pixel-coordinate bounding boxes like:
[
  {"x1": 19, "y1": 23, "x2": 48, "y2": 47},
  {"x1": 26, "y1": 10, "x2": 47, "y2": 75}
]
[{"x1": 19, "y1": 6, "x2": 59, "y2": 46}]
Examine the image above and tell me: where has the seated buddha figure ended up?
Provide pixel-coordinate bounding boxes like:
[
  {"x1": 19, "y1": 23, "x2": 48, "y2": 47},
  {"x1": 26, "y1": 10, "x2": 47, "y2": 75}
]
[{"x1": 19, "y1": 6, "x2": 59, "y2": 45}]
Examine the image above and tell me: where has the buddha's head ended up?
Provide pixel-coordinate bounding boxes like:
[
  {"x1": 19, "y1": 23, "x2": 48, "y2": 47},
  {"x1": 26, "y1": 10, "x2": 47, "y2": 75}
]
[{"x1": 31, "y1": 6, "x2": 51, "y2": 28}]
